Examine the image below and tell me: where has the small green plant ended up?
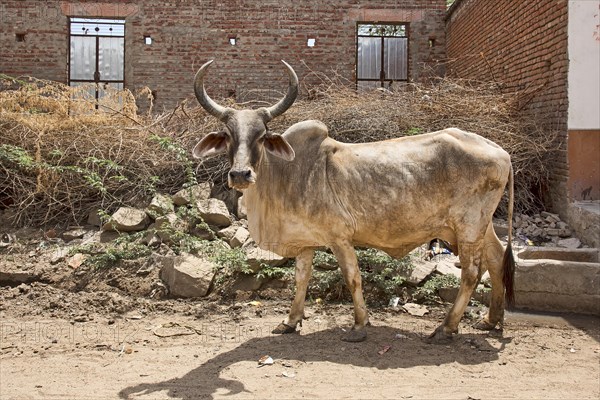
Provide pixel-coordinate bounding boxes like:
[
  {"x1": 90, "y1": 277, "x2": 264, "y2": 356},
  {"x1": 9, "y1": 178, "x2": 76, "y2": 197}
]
[
  {"x1": 0, "y1": 144, "x2": 123, "y2": 195},
  {"x1": 96, "y1": 209, "x2": 111, "y2": 225},
  {"x1": 313, "y1": 250, "x2": 337, "y2": 269},
  {"x1": 83, "y1": 156, "x2": 123, "y2": 171},
  {"x1": 309, "y1": 268, "x2": 346, "y2": 300},
  {"x1": 0, "y1": 144, "x2": 36, "y2": 169},
  {"x1": 71, "y1": 232, "x2": 151, "y2": 270},
  {"x1": 212, "y1": 246, "x2": 250, "y2": 273},
  {"x1": 150, "y1": 134, "x2": 197, "y2": 187},
  {"x1": 202, "y1": 240, "x2": 253, "y2": 286},
  {"x1": 356, "y1": 248, "x2": 412, "y2": 296},
  {"x1": 415, "y1": 274, "x2": 461, "y2": 301},
  {"x1": 143, "y1": 175, "x2": 161, "y2": 195},
  {"x1": 255, "y1": 263, "x2": 294, "y2": 280},
  {"x1": 406, "y1": 127, "x2": 423, "y2": 136},
  {"x1": 309, "y1": 249, "x2": 413, "y2": 299}
]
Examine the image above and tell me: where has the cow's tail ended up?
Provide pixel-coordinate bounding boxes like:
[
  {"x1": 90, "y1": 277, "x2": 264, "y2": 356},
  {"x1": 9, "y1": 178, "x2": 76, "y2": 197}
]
[{"x1": 502, "y1": 164, "x2": 516, "y2": 308}]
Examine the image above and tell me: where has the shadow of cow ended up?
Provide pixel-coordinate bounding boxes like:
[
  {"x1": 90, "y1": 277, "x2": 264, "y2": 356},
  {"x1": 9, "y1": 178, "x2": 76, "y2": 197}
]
[{"x1": 119, "y1": 324, "x2": 510, "y2": 399}]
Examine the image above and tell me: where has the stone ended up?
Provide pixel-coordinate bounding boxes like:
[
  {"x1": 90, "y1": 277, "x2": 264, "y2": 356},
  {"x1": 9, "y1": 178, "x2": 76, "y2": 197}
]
[
  {"x1": 437, "y1": 287, "x2": 458, "y2": 303},
  {"x1": 155, "y1": 213, "x2": 188, "y2": 243},
  {"x1": 195, "y1": 198, "x2": 232, "y2": 227},
  {"x1": 237, "y1": 196, "x2": 247, "y2": 219},
  {"x1": 245, "y1": 246, "x2": 287, "y2": 272},
  {"x1": 567, "y1": 201, "x2": 600, "y2": 248},
  {"x1": 557, "y1": 237, "x2": 581, "y2": 249},
  {"x1": 159, "y1": 253, "x2": 216, "y2": 298},
  {"x1": 541, "y1": 211, "x2": 560, "y2": 221},
  {"x1": 434, "y1": 258, "x2": 462, "y2": 279},
  {"x1": 402, "y1": 303, "x2": 429, "y2": 317},
  {"x1": 50, "y1": 247, "x2": 71, "y2": 264},
  {"x1": 216, "y1": 224, "x2": 240, "y2": 242},
  {"x1": 67, "y1": 253, "x2": 87, "y2": 269},
  {"x1": 0, "y1": 271, "x2": 37, "y2": 285},
  {"x1": 211, "y1": 187, "x2": 241, "y2": 215},
  {"x1": 438, "y1": 286, "x2": 491, "y2": 305},
  {"x1": 142, "y1": 224, "x2": 161, "y2": 247},
  {"x1": 232, "y1": 273, "x2": 267, "y2": 291},
  {"x1": 99, "y1": 231, "x2": 122, "y2": 243},
  {"x1": 513, "y1": 214, "x2": 522, "y2": 227},
  {"x1": 557, "y1": 221, "x2": 568, "y2": 230},
  {"x1": 405, "y1": 260, "x2": 437, "y2": 285},
  {"x1": 530, "y1": 227, "x2": 544, "y2": 237},
  {"x1": 147, "y1": 194, "x2": 174, "y2": 217},
  {"x1": 546, "y1": 228, "x2": 560, "y2": 236},
  {"x1": 62, "y1": 228, "x2": 87, "y2": 242},
  {"x1": 102, "y1": 207, "x2": 149, "y2": 232},
  {"x1": 558, "y1": 229, "x2": 572, "y2": 238},
  {"x1": 136, "y1": 253, "x2": 163, "y2": 275},
  {"x1": 87, "y1": 209, "x2": 103, "y2": 227},
  {"x1": 230, "y1": 227, "x2": 250, "y2": 248},
  {"x1": 172, "y1": 182, "x2": 212, "y2": 206},
  {"x1": 190, "y1": 223, "x2": 216, "y2": 240}
]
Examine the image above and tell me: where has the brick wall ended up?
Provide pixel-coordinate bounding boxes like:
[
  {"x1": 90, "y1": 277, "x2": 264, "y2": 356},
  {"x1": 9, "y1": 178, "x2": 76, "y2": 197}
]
[
  {"x1": 446, "y1": 0, "x2": 569, "y2": 215},
  {"x1": 0, "y1": 0, "x2": 446, "y2": 110},
  {"x1": 0, "y1": 2, "x2": 68, "y2": 82}
]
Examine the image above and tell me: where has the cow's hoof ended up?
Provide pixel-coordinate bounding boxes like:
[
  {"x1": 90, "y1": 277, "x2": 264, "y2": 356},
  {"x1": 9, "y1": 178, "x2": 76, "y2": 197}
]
[
  {"x1": 341, "y1": 328, "x2": 367, "y2": 342},
  {"x1": 473, "y1": 319, "x2": 496, "y2": 331},
  {"x1": 426, "y1": 326, "x2": 455, "y2": 344},
  {"x1": 271, "y1": 322, "x2": 297, "y2": 335}
]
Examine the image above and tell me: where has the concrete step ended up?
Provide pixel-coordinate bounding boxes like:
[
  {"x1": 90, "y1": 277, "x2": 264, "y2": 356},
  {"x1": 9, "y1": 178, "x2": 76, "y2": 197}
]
[{"x1": 514, "y1": 258, "x2": 599, "y2": 315}]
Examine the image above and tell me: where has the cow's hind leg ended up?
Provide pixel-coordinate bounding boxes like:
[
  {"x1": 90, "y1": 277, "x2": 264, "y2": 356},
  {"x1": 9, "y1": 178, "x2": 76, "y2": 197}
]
[
  {"x1": 330, "y1": 241, "x2": 369, "y2": 342},
  {"x1": 473, "y1": 224, "x2": 506, "y2": 331},
  {"x1": 272, "y1": 248, "x2": 314, "y2": 334},
  {"x1": 429, "y1": 240, "x2": 482, "y2": 343}
]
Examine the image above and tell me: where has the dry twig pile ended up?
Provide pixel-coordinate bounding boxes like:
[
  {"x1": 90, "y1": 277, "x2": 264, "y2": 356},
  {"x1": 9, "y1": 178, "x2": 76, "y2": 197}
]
[{"x1": 0, "y1": 74, "x2": 557, "y2": 227}]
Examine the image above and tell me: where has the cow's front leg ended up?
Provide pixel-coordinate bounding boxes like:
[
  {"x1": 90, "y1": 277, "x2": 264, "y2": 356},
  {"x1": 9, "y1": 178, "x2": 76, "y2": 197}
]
[
  {"x1": 272, "y1": 248, "x2": 314, "y2": 335},
  {"x1": 330, "y1": 242, "x2": 369, "y2": 342}
]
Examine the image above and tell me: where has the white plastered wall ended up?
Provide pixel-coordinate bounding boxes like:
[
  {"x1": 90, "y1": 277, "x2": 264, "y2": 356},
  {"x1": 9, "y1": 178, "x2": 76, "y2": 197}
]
[{"x1": 568, "y1": 0, "x2": 600, "y2": 130}]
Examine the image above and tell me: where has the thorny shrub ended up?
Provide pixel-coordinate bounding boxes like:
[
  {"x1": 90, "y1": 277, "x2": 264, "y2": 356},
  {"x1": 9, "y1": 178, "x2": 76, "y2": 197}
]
[{"x1": 0, "y1": 73, "x2": 558, "y2": 228}]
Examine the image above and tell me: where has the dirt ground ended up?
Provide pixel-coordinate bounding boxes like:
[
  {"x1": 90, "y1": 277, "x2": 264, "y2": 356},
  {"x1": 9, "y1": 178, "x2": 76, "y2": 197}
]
[
  {"x1": 1, "y1": 227, "x2": 599, "y2": 399},
  {"x1": 1, "y1": 287, "x2": 599, "y2": 400}
]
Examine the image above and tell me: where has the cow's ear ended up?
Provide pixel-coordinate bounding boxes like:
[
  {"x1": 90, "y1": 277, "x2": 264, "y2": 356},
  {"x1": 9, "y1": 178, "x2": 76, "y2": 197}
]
[
  {"x1": 264, "y1": 133, "x2": 295, "y2": 161},
  {"x1": 192, "y1": 131, "x2": 228, "y2": 159}
]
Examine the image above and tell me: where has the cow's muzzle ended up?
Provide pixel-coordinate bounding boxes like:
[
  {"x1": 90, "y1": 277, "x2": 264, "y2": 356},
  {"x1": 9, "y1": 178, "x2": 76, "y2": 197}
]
[{"x1": 228, "y1": 169, "x2": 256, "y2": 190}]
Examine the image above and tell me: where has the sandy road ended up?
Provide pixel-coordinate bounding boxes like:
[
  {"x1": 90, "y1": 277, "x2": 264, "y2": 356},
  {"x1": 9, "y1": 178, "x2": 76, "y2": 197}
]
[{"x1": 1, "y1": 305, "x2": 599, "y2": 400}]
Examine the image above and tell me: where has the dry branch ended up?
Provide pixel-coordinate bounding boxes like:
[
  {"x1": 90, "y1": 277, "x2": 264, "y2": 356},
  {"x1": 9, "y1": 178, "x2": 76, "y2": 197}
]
[{"x1": 0, "y1": 75, "x2": 557, "y2": 227}]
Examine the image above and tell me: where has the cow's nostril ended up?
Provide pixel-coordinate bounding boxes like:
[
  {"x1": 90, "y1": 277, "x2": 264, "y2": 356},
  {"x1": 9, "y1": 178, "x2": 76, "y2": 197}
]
[{"x1": 229, "y1": 169, "x2": 252, "y2": 181}]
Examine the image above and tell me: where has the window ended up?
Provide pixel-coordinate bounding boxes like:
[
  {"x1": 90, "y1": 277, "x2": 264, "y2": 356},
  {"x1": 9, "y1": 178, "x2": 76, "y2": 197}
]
[
  {"x1": 356, "y1": 23, "x2": 408, "y2": 91},
  {"x1": 69, "y1": 18, "x2": 125, "y2": 104}
]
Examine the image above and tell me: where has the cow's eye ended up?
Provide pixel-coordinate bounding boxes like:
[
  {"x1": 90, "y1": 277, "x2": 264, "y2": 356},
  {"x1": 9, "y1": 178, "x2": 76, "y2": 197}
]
[{"x1": 219, "y1": 130, "x2": 231, "y2": 139}]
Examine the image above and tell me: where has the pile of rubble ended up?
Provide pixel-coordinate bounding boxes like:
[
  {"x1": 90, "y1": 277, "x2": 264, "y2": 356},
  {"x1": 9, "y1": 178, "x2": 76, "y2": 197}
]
[
  {"x1": 513, "y1": 211, "x2": 583, "y2": 248},
  {"x1": 39, "y1": 182, "x2": 288, "y2": 299},
  {"x1": 1, "y1": 181, "x2": 590, "y2": 304}
]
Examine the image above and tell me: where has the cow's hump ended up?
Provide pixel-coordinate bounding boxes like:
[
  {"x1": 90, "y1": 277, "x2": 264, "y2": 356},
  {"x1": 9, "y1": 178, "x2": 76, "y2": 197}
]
[{"x1": 282, "y1": 120, "x2": 328, "y2": 150}]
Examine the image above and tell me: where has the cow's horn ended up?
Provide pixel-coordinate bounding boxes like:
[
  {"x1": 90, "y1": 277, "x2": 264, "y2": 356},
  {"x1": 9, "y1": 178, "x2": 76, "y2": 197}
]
[
  {"x1": 264, "y1": 60, "x2": 298, "y2": 121},
  {"x1": 194, "y1": 60, "x2": 231, "y2": 120}
]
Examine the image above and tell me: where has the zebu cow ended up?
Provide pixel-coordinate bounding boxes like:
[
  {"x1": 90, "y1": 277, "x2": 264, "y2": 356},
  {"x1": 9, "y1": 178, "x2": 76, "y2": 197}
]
[{"x1": 192, "y1": 60, "x2": 515, "y2": 342}]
